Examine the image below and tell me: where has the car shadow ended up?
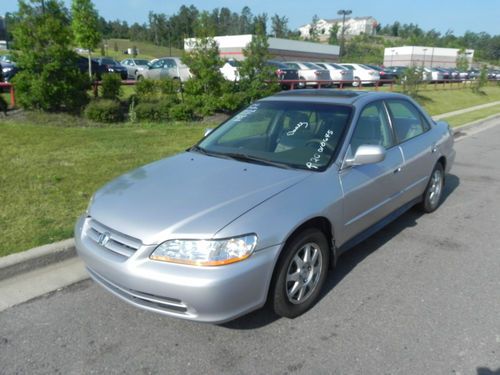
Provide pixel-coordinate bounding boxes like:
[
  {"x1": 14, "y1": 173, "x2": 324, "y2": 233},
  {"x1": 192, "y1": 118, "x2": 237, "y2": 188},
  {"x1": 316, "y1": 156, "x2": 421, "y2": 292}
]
[
  {"x1": 477, "y1": 368, "x2": 500, "y2": 375},
  {"x1": 222, "y1": 174, "x2": 460, "y2": 330}
]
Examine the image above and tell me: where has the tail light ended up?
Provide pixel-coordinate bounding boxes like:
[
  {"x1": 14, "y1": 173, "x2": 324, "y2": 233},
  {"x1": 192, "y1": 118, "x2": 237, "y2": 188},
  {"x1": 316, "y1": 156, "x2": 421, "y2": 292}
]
[
  {"x1": 276, "y1": 69, "x2": 283, "y2": 76},
  {"x1": 314, "y1": 70, "x2": 321, "y2": 76},
  {"x1": 340, "y1": 70, "x2": 347, "y2": 75},
  {"x1": 380, "y1": 71, "x2": 385, "y2": 75}
]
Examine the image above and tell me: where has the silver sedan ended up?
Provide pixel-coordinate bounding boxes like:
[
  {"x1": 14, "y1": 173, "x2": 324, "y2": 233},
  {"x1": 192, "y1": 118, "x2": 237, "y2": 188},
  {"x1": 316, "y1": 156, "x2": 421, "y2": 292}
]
[
  {"x1": 75, "y1": 90, "x2": 455, "y2": 323},
  {"x1": 120, "y1": 58, "x2": 150, "y2": 80}
]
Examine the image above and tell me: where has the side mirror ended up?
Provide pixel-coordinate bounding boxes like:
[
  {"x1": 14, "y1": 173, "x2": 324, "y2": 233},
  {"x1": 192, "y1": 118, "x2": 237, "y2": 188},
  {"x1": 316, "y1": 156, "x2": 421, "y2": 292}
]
[
  {"x1": 204, "y1": 128, "x2": 214, "y2": 137},
  {"x1": 344, "y1": 144, "x2": 386, "y2": 168}
]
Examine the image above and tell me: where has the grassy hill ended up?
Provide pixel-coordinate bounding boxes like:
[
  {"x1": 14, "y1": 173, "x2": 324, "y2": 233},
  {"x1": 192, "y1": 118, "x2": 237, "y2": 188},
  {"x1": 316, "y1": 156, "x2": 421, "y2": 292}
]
[{"x1": 93, "y1": 39, "x2": 184, "y2": 61}]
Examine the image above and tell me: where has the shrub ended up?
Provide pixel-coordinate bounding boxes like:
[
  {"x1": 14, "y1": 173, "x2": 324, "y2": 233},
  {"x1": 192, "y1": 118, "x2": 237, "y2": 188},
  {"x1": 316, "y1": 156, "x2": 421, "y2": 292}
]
[
  {"x1": 135, "y1": 78, "x2": 180, "y2": 103},
  {"x1": 169, "y1": 103, "x2": 194, "y2": 121},
  {"x1": 399, "y1": 66, "x2": 421, "y2": 99},
  {"x1": 134, "y1": 98, "x2": 178, "y2": 122},
  {"x1": 12, "y1": 0, "x2": 90, "y2": 113},
  {"x1": 84, "y1": 99, "x2": 123, "y2": 123},
  {"x1": 101, "y1": 73, "x2": 122, "y2": 100}
]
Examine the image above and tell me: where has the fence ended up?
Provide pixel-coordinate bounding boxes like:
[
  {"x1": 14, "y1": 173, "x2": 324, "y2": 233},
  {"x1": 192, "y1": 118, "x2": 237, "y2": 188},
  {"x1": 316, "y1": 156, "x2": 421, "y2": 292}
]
[
  {"x1": 0, "y1": 83, "x2": 16, "y2": 108},
  {"x1": 2, "y1": 78, "x2": 499, "y2": 109}
]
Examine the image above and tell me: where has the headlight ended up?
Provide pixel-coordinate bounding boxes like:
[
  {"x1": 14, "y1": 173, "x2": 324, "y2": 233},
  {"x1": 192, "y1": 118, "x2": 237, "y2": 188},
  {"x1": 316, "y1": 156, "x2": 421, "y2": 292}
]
[
  {"x1": 109, "y1": 68, "x2": 114, "y2": 72},
  {"x1": 2, "y1": 67, "x2": 13, "y2": 73},
  {"x1": 150, "y1": 234, "x2": 258, "y2": 266}
]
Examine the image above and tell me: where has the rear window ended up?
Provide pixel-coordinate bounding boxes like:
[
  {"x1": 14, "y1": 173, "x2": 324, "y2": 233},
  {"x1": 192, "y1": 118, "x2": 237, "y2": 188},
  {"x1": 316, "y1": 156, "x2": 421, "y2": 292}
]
[{"x1": 303, "y1": 62, "x2": 321, "y2": 69}]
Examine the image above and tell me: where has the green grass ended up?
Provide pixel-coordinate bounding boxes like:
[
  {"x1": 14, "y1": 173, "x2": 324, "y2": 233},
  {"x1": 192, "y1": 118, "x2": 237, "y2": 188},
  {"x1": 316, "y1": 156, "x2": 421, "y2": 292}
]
[
  {"x1": 0, "y1": 118, "x2": 208, "y2": 256},
  {"x1": 93, "y1": 38, "x2": 184, "y2": 61},
  {"x1": 440, "y1": 104, "x2": 500, "y2": 127}
]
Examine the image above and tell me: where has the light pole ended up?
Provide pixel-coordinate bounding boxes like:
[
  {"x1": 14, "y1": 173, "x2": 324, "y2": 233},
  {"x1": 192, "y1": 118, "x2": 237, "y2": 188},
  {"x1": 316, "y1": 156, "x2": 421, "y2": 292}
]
[
  {"x1": 422, "y1": 48, "x2": 428, "y2": 67},
  {"x1": 337, "y1": 9, "x2": 352, "y2": 60},
  {"x1": 390, "y1": 49, "x2": 395, "y2": 66}
]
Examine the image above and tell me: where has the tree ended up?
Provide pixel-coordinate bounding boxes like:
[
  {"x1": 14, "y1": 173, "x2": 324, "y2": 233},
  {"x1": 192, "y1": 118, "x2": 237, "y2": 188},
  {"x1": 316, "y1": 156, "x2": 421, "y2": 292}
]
[
  {"x1": 328, "y1": 24, "x2": 340, "y2": 45},
  {"x1": 12, "y1": 0, "x2": 89, "y2": 112},
  {"x1": 71, "y1": 0, "x2": 101, "y2": 79},
  {"x1": 271, "y1": 14, "x2": 289, "y2": 38},
  {"x1": 456, "y1": 48, "x2": 469, "y2": 71},
  {"x1": 239, "y1": 25, "x2": 279, "y2": 103},
  {"x1": 309, "y1": 15, "x2": 320, "y2": 42}
]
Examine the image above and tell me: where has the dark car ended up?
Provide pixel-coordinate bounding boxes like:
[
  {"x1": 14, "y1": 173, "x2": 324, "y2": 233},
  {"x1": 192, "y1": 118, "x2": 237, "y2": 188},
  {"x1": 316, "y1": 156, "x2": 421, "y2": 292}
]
[
  {"x1": 1, "y1": 61, "x2": 19, "y2": 82},
  {"x1": 266, "y1": 60, "x2": 302, "y2": 89},
  {"x1": 76, "y1": 56, "x2": 107, "y2": 79},
  {"x1": 94, "y1": 57, "x2": 128, "y2": 80},
  {"x1": 364, "y1": 64, "x2": 397, "y2": 84},
  {"x1": 467, "y1": 69, "x2": 480, "y2": 80},
  {"x1": 385, "y1": 66, "x2": 408, "y2": 80}
]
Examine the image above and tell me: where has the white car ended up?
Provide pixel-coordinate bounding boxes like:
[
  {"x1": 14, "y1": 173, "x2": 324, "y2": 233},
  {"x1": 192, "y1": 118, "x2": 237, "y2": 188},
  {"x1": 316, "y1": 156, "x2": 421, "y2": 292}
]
[
  {"x1": 120, "y1": 58, "x2": 150, "y2": 80},
  {"x1": 315, "y1": 62, "x2": 354, "y2": 86},
  {"x1": 423, "y1": 68, "x2": 444, "y2": 83},
  {"x1": 283, "y1": 62, "x2": 331, "y2": 87},
  {"x1": 220, "y1": 60, "x2": 240, "y2": 82},
  {"x1": 339, "y1": 63, "x2": 380, "y2": 86}
]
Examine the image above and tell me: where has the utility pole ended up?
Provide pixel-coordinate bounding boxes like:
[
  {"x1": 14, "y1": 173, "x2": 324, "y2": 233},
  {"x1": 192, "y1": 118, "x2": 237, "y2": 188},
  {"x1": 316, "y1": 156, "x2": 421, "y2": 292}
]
[{"x1": 337, "y1": 9, "x2": 352, "y2": 60}]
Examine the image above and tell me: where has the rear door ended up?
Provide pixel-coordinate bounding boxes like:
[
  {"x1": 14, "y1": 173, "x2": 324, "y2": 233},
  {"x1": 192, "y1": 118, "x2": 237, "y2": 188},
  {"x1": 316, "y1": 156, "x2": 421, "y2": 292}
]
[
  {"x1": 147, "y1": 59, "x2": 164, "y2": 79},
  {"x1": 161, "y1": 59, "x2": 178, "y2": 79},
  {"x1": 339, "y1": 101, "x2": 405, "y2": 243},
  {"x1": 385, "y1": 99, "x2": 437, "y2": 203}
]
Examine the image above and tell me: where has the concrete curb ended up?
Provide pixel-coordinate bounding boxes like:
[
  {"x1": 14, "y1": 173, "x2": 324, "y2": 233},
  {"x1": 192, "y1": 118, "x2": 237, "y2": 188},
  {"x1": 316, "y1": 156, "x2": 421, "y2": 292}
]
[{"x1": 0, "y1": 238, "x2": 75, "y2": 282}]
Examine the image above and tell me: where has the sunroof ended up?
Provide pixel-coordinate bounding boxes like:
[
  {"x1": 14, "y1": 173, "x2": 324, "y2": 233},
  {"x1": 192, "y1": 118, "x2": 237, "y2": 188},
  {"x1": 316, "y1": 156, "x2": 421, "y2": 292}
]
[{"x1": 275, "y1": 89, "x2": 366, "y2": 98}]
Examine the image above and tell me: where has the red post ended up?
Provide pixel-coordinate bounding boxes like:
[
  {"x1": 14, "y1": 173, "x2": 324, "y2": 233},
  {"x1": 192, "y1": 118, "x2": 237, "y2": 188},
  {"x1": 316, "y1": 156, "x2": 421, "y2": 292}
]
[{"x1": 9, "y1": 84, "x2": 15, "y2": 108}]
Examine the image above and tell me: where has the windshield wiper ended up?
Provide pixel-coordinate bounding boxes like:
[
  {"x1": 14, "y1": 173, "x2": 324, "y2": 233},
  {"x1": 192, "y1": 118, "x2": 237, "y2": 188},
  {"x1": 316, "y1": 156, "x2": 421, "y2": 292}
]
[{"x1": 223, "y1": 152, "x2": 293, "y2": 170}]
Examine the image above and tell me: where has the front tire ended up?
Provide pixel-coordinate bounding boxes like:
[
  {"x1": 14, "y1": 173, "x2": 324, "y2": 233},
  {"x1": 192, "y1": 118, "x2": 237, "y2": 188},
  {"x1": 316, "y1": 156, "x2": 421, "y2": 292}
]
[
  {"x1": 420, "y1": 163, "x2": 444, "y2": 213},
  {"x1": 270, "y1": 228, "x2": 330, "y2": 318}
]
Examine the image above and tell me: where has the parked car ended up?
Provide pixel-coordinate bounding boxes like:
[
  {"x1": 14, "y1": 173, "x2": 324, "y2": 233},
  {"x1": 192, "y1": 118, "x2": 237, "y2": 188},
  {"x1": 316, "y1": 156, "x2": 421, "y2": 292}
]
[
  {"x1": 94, "y1": 57, "x2": 128, "y2": 80},
  {"x1": 457, "y1": 71, "x2": 469, "y2": 80},
  {"x1": 364, "y1": 64, "x2": 397, "y2": 84},
  {"x1": 0, "y1": 55, "x2": 13, "y2": 64},
  {"x1": 75, "y1": 89, "x2": 455, "y2": 323},
  {"x1": 136, "y1": 57, "x2": 192, "y2": 82},
  {"x1": 220, "y1": 59, "x2": 240, "y2": 82},
  {"x1": 120, "y1": 58, "x2": 150, "y2": 80},
  {"x1": 384, "y1": 66, "x2": 408, "y2": 80},
  {"x1": 467, "y1": 69, "x2": 480, "y2": 80},
  {"x1": 283, "y1": 61, "x2": 331, "y2": 87},
  {"x1": 339, "y1": 63, "x2": 380, "y2": 86},
  {"x1": 1, "y1": 62, "x2": 19, "y2": 82},
  {"x1": 315, "y1": 62, "x2": 354, "y2": 86},
  {"x1": 76, "y1": 56, "x2": 106, "y2": 79},
  {"x1": 266, "y1": 60, "x2": 302, "y2": 89},
  {"x1": 422, "y1": 68, "x2": 444, "y2": 83}
]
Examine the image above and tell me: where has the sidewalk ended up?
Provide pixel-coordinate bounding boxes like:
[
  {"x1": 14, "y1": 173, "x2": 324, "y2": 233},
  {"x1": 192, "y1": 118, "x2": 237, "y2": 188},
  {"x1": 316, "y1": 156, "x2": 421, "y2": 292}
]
[{"x1": 432, "y1": 100, "x2": 500, "y2": 120}]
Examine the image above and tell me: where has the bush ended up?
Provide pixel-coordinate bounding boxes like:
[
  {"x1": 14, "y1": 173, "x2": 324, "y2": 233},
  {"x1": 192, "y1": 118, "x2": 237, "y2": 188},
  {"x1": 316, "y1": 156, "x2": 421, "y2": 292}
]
[
  {"x1": 135, "y1": 78, "x2": 180, "y2": 103},
  {"x1": 134, "y1": 98, "x2": 179, "y2": 122},
  {"x1": 169, "y1": 103, "x2": 194, "y2": 121},
  {"x1": 101, "y1": 73, "x2": 122, "y2": 100},
  {"x1": 84, "y1": 99, "x2": 123, "y2": 123},
  {"x1": 399, "y1": 66, "x2": 421, "y2": 99}
]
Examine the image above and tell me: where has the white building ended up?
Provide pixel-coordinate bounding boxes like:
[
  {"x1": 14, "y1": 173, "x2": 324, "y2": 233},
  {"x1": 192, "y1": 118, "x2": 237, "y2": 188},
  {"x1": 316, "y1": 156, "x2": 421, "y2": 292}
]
[
  {"x1": 185, "y1": 34, "x2": 340, "y2": 62},
  {"x1": 299, "y1": 16, "x2": 378, "y2": 41},
  {"x1": 383, "y1": 46, "x2": 475, "y2": 68}
]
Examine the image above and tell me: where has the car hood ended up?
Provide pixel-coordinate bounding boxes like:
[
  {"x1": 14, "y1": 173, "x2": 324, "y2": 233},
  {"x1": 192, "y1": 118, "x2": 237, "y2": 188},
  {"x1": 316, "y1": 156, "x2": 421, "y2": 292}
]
[{"x1": 89, "y1": 152, "x2": 310, "y2": 244}]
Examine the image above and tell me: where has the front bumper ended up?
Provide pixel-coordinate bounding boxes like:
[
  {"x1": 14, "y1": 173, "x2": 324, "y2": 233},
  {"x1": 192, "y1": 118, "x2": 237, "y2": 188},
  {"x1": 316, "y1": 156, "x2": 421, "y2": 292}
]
[{"x1": 75, "y1": 215, "x2": 281, "y2": 323}]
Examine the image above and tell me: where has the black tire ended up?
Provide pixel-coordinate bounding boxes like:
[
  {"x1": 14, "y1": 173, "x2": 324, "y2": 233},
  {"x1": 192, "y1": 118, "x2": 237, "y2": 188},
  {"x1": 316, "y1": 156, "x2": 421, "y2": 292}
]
[
  {"x1": 352, "y1": 76, "x2": 361, "y2": 87},
  {"x1": 270, "y1": 228, "x2": 330, "y2": 318},
  {"x1": 420, "y1": 162, "x2": 445, "y2": 213}
]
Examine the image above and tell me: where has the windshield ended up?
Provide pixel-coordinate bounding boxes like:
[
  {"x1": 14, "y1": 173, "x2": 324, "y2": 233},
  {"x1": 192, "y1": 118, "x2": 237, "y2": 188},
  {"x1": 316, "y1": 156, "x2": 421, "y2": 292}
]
[
  {"x1": 196, "y1": 101, "x2": 352, "y2": 171},
  {"x1": 134, "y1": 59, "x2": 149, "y2": 65},
  {"x1": 101, "y1": 58, "x2": 119, "y2": 65},
  {"x1": 303, "y1": 62, "x2": 322, "y2": 70}
]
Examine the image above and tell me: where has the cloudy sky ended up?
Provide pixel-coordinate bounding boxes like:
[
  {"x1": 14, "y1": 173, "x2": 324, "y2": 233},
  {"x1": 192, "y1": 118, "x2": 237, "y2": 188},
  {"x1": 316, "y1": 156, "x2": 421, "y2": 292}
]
[{"x1": 2, "y1": 0, "x2": 499, "y2": 36}]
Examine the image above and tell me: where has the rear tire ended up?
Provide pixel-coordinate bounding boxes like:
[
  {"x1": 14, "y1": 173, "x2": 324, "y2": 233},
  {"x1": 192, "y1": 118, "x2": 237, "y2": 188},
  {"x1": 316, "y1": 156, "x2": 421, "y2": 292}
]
[
  {"x1": 270, "y1": 228, "x2": 330, "y2": 318},
  {"x1": 420, "y1": 163, "x2": 444, "y2": 213},
  {"x1": 352, "y1": 76, "x2": 361, "y2": 87}
]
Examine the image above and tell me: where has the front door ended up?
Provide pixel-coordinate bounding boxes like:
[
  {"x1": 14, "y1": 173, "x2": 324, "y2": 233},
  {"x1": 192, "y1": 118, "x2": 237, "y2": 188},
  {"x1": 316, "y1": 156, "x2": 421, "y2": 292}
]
[{"x1": 339, "y1": 101, "x2": 405, "y2": 244}]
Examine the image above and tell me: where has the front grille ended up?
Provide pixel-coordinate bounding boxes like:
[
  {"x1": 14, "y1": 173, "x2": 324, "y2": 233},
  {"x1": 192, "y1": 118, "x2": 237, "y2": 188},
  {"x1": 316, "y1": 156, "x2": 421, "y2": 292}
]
[
  {"x1": 87, "y1": 218, "x2": 142, "y2": 259},
  {"x1": 87, "y1": 267, "x2": 189, "y2": 315}
]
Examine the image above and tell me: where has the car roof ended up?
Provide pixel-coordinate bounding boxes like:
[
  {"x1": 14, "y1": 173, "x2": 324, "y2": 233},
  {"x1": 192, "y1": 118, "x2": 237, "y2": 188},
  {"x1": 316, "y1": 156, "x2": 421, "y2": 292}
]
[{"x1": 260, "y1": 89, "x2": 410, "y2": 106}]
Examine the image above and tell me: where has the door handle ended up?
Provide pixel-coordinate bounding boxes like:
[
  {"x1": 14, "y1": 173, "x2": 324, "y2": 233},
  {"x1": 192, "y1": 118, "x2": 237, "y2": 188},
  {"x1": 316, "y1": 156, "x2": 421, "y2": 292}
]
[
  {"x1": 431, "y1": 144, "x2": 438, "y2": 153},
  {"x1": 394, "y1": 167, "x2": 402, "y2": 174}
]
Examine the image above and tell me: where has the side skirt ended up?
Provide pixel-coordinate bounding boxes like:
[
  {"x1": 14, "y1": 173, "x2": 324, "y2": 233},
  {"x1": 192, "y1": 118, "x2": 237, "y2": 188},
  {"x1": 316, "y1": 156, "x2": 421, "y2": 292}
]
[{"x1": 336, "y1": 196, "x2": 422, "y2": 256}]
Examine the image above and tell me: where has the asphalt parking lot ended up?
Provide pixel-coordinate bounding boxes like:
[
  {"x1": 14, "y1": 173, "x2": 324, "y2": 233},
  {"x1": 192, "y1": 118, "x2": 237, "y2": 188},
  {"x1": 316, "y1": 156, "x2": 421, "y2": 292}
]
[{"x1": 1, "y1": 120, "x2": 499, "y2": 375}]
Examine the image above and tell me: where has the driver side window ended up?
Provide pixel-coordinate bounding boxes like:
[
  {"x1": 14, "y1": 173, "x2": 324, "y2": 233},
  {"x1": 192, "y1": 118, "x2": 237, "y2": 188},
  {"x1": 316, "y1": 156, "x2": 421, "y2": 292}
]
[
  {"x1": 350, "y1": 102, "x2": 394, "y2": 154},
  {"x1": 150, "y1": 59, "x2": 164, "y2": 69}
]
